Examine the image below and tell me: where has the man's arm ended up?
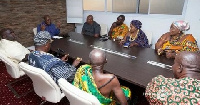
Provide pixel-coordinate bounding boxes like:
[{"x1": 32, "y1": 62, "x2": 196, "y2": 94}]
[
  {"x1": 94, "y1": 23, "x2": 101, "y2": 37},
  {"x1": 111, "y1": 77, "x2": 128, "y2": 105},
  {"x1": 81, "y1": 23, "x2": 86, "y2": 35},
  {"x1": 53, "y1": 24, "x2": 60, "y2": 36},
  {"x1": 108, "y1": 22, "x2": 117, "y2": 38}
]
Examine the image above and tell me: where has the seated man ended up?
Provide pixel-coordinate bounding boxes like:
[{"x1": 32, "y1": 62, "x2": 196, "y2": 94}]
[
  {"x1": 155, "y1": 20, "x2": 199, "y2": 58},
  {"x1": 108, "y1": 15, "x2": 128, "y2": 40},
  {"x1": 145, "y1": 51, "x2": 200, "y2": 104},
  {"x1": 82, "y1": 15, "x2": 101, "y2": 37},
  {"x1": 73, "y1": 49, "x2": 131, "y2": 105},
  {"x1": 28, "y1": 31, "x2": 82, "y2": 83},
  {"x1": 37, "y1": 15, "x2": 61, "y2": 37},
  {"x1": 0, "y1": 28, "x2": 30, "y2": 63}
]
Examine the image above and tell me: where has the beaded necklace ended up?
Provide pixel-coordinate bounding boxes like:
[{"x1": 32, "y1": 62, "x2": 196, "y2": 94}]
[
  {"x1": 170, "y1": 33, "x2": 184, "y2": 44},
  {"x1": 129, "y1": 29, "x2": 139, "y2": 41}
]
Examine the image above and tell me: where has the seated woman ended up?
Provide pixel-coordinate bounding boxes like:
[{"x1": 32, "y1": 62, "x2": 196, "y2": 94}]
[
  {"x1": 120, "y1": 20, "x2": 150, "y2": 48},
  {"x1": 73, "y1": 49, "x2": 131, "y2": 105},
  {"x1": 155, "y1": 20, "x2": 199, "y2": 58}
]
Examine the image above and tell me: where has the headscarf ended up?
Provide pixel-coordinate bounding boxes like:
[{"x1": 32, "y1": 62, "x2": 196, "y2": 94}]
[
  {"x1": 34, "y1": 31, "x2": 52, "y2": 46},
  {"x1": 131, "y1": 20, "x2": 142, "y2": 29},
  {"x1": 172, "y1": 20, "x2": 190, "y2": 31}
]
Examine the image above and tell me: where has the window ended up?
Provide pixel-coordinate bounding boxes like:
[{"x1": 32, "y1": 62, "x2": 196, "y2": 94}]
[
  {"x1": 83, "y1": 0, "x2": 105, "y2": 11},
  {"x1": 112, "y1": 0, "x2": 137, "y2": 13},
  {"x1": 139, "y1": 0, "x2": 149, "y2": 14},
  {"x1": 82, "y1": 0, "x2": 186, "y2": 15},
  {"x1": 66, "y1": 0, "x2": 83, "y2": 23},
  {"x1": 150, "y1": 0, "x2": 185, "y2": 15}
]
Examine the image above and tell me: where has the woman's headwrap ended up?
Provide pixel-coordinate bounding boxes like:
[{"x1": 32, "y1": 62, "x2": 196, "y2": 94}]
[
  {"x1": 131, "y1": 20, "x2": 142, "y2": 29},
  {"x1": 172, "y1": 20, "x2": 190, "y2": 31}
]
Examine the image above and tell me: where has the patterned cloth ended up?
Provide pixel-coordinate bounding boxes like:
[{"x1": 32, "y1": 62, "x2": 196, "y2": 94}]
[
  {"x1": 145, "y1": 75, "x2": 200, "y2": 105},
  {"x1": 34, "y1": 31, "x2": 52, "y2": 46},
  {"x1": 28, "y1": 51, "x2": 76, "y2": 83},
  {"x1": 160, "y1": 34, "x2": 199, "y2": 54},
  {"x1": 73, "y1": 64, "x2": 131, "y2": 105},
  {"x1": 82, "y1": 21, "x2": 101, "y2": 36},
  {"x1": 111, "y1": 23, "x2": 128, "y2": 39},
  {"x1": 123, "y1": 30, "x2": 150, "y2": 48},
  {"x1": 37, "y1": 22, "x2": 60, "y2": 37},
  {"x1": 173, "y1": 21, "x2": 190, "y2": 31},
  {"x1": 0, "y1": 39, "x2": 30, "y2": 63}
]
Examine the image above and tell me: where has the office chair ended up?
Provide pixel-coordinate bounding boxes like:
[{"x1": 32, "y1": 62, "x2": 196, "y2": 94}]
[
  {"x1": 19, "y1": 62, "x2": 64, "y2": 104},
  {"x1": 58, "y1": 78, "x2": 101, "y2": 105}
]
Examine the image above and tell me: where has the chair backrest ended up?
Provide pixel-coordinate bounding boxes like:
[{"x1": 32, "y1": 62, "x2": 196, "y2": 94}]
[
  {"x1": 143, "y1": 30, "x2": 153, "y2": 45},
  {"x1": 58, "y1": 78, "x2": 101, "y2": 105},
  {"x1": 33, "y1": 27, "x2": 37, "y2": 35},
  {"x1": 100, "y1": 24, "x2": 108, "y2": 37},
  {"x1": 0, "y1": 52, "x2": 24, "y2": 78},
  {"x1": 19, "y1": 62, "x2": 64, "y2": 103}
]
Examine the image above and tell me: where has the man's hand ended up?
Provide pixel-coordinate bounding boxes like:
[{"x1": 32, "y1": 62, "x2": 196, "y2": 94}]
[
  {"x1": 119, "y1": 40, "x2": 125, "y2": 45},
  {"x1": 72, "y1": 57, "x2": 82, "y2": 67},
  {"x1": 94, "y1": 34, "x2": 99, "y2": 38},
  {"x1": 57, "y1": 21, "x2": 61, "y2": 29},
  {"x1": 166, "y1": 51, "x2": 176, "y2": 59},
  {"x1": 61, "y1": 54, "x2": 69, "y2": 62},
  {"x1": 41, "y1": 24, "x2": 46, "y2": 31}
]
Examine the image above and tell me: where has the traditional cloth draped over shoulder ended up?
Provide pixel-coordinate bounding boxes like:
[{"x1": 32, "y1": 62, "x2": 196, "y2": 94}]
[
  {"x1": 73, "y1": 64, "x2": 131, "y2": 105},
  {"x1": 111, "y1": 23, "x2": 129, "y2": 39},
  {"x1": 160, "y1": 21, "x2": 199, "y2": 54}
]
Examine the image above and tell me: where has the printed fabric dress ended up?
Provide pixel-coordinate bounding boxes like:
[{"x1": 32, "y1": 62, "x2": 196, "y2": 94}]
[
  {"x1": 159, "y1": 34, "x2": 199, "y2": 55},
  {"x1": 145, "y1": 75, "x2": 200, "y2": 105}
]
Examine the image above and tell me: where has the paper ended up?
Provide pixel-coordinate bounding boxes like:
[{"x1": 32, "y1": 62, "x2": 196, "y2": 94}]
[{"x1": 53, "y1": 36, "x2": 63, "y2": 39}]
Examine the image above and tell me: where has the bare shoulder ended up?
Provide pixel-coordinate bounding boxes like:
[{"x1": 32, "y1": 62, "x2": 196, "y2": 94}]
[{"x1": 104, "y1": 73, "x2": 115, "y2": 79}]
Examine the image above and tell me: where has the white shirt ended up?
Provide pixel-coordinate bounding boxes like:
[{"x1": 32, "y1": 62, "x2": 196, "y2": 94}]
[{"x1": 0, "y1": 39, "x2": 30, "y2": 63}]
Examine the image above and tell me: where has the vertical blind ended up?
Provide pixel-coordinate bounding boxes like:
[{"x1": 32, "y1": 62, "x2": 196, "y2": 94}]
[
  {"x1": 150, "y1": 0, "x2": 185, "y2": 15},
  {"x1": 66, "y1": 0, "x2": 83, "y2": 23},
  {"x1": 112, "y1": 0, "x2": 137, "y2": 13}
]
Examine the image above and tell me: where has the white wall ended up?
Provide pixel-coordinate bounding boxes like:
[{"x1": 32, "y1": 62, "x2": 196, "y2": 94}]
[
  {"x1": 75, "y1": 0, "x2": 200, "y2": 49},
  {"x1": 184, "y1": 0, "x2": 200, "y2": 48}
]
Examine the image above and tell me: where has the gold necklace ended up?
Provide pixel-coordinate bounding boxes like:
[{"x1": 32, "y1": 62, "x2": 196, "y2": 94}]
[{"x1": 129, "y1": 29, "x2": 139, "y2": 41}]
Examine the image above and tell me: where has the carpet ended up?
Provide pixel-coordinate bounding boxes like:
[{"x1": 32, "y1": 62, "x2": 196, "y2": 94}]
[{"x1": 0, "y1": 61, "x2": 70, "y2": 105}]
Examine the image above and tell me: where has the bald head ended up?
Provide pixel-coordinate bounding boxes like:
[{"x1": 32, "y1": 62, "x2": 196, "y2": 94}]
[
  {"x1": 177, "y1": 51, "x2": 200, "y2": 69},
  {"x1": 89, "y1": 49, "x2": 106, "y2": 65},
  {"x1": 172, "y1": 51, "x2": 200, "y2": 79}
]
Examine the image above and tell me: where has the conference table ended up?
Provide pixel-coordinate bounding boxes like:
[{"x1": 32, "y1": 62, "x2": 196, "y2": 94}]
[{"x1": 51, "y1": 32, "x2": 174, "y2": 88}]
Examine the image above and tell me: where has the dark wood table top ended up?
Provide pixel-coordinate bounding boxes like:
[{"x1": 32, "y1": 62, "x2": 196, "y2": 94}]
[{"x1": 51, "y1": 32, "x2": 174, "y2": 88}]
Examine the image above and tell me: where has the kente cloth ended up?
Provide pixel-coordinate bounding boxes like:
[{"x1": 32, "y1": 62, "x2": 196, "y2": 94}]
[
  {"x1": 123, "y1": 29, "x2": 150, "y2": 48},
  {"x1": 0, "y1": 39, "x2": 30, "y2": 63},
  {"x1": 111, "y1": 23, "x2": 128, "y2": 39},
  {"x1": 73, "y1": 64, "x2": 131, "y2": 105},
  {"x1": 145, "y1": 75, "x2": 200, "y2": 105},
  {"x1": 160, "y1": 34, "x2": 199, "y2": 54},
  {"x1": 28, "y1": 51, "x2": 76, "y2": 83}
]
